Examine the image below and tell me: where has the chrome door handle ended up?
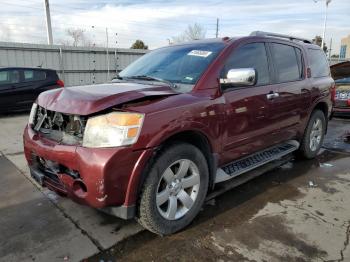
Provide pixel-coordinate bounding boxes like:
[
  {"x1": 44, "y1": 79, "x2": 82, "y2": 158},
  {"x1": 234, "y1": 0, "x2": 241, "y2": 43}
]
[{"x1": 266, "y1": 92, "x2": 279, "y2": 100}]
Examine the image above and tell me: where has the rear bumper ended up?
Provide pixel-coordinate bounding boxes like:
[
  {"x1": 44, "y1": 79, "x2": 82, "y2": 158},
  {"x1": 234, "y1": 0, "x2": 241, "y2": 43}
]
[
  {"x1": 333, "y1": 107, "x2": 350, "y2": 116},
  {"x1": 23, "y1": 124, "x2": 153, "y2": 218}
]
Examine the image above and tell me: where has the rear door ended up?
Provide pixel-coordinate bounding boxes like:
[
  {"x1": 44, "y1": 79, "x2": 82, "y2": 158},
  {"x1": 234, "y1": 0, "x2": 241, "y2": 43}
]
[
  {"x1": 0, "y1": 69, "x2": 22, "y2": 112},
  {"x1": 266, "y1": 42, "x2": 308, "y2": 142},
  {"x1": 221, "y1": 42, "x2": 279, "y2": 162}
]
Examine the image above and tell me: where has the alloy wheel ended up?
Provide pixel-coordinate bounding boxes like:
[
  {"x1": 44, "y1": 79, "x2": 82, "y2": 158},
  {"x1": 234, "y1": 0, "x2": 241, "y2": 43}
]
[
  {"x1": 309, "y1": 118, "x2": 323, "y2": 152},
  {"x1": 156, "y1": 159, "x2": 200, "y2": 220}
]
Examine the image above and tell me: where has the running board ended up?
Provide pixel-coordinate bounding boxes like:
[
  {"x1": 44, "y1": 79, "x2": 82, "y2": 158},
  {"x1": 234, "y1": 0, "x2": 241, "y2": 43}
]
[{"x1": 215, "y1": 140, "x2": 299, "y2": 183}]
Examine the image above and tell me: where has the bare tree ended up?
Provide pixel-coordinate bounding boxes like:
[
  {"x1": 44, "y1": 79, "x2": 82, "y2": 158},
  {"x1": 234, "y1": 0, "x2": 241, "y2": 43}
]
[
  {"x1": 0, "y1": 26, "x2": 12, "y2": 41},
  {"x1": 65, "y1": 28, "x2": 93, "y2": 47},
  {"x1": 172, "y1": 23, "x2": 206, "y2": 43}
]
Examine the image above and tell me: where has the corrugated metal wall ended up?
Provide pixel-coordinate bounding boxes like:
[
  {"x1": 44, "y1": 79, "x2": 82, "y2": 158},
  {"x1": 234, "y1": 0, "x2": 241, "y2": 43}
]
[{"x1": 0, "y1": 42, "x2": 147, "y2": 87}]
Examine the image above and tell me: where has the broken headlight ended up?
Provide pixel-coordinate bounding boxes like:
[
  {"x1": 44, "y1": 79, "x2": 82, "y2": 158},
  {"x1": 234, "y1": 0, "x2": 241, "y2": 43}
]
[
  {"x1": 82, "y1": 112, "x2": 144, "y2": 148},
  {"x1": 29, "y1": 103, "x2": 38, "y2": 125}
]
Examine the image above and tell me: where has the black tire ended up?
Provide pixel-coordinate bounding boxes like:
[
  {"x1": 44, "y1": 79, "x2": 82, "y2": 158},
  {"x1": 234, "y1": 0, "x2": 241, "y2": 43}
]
[
  {"x1": 137, "y1": 143, "x2": 209, "y2": 235},
  {"x1": 298, "y1": 110, "x2": 326, "y2": 159}
]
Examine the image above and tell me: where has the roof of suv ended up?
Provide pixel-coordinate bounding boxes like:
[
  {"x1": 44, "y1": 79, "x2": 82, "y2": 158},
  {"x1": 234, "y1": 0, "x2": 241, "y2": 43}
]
[{"x1": 172, "y1": 31, "x2": 320, "y2": 49}]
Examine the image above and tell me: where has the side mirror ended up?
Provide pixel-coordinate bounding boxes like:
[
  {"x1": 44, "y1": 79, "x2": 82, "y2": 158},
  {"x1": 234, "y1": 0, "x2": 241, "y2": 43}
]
[{"x1": 220, "y1": 68, "x2": 256, "y2": 86}]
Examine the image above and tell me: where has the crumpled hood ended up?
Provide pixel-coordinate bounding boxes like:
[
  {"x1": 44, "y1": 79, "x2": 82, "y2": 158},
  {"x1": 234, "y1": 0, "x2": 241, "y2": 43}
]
[{"x1": 37, "y1": 82, "x2": 177, "y2": 115}]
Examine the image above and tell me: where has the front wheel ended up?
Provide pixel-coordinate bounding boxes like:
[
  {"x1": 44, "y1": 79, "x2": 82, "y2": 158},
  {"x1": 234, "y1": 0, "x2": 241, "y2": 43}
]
[
  {"x1": 137, "y1": 143, "x2": 209, "y2": 235},
  {"x1": 298, "y1": 110, "x2": 326, "y2": 159}
]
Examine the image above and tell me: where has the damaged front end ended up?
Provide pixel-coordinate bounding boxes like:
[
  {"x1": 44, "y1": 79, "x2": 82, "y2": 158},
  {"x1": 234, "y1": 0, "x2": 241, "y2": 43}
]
[{"x1": 30, "y1": 104, "x2": 87, "y2": 146}]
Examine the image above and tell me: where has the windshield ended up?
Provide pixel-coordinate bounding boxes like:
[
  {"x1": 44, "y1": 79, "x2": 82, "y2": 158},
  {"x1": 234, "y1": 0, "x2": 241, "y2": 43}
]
[{"x1": 119, "y1": 42, "x2": 225, "y2": 92}]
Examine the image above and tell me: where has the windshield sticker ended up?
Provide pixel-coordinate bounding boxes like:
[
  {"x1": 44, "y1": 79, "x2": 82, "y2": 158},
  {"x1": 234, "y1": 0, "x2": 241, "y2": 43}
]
[{"x1": 187, "y1": 50, "x2": 213, "y2": 58}]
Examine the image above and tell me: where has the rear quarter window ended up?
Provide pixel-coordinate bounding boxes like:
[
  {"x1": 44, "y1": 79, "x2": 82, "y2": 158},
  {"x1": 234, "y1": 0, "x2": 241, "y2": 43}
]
[
  {"x1": 23, "y1": 70, "x2": 47, "y2": 82},
  {"x1": 308, "y1": 49, "x2": 330, "y2": 78},
  {"x1": 270, "y1": 43, "x2": 302, "y2": 83}
]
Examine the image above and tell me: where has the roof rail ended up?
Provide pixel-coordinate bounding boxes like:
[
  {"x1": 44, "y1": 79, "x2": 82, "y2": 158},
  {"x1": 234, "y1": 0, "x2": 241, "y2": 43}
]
[{"x1": 250, "y1": 31, "x2": 312, "y2": 44}]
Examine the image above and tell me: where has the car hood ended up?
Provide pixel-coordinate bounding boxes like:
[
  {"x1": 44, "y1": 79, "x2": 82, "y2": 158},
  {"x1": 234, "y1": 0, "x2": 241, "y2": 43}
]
[{"x1": 37, "y1": 82, "x2": 178, "y2": 115}]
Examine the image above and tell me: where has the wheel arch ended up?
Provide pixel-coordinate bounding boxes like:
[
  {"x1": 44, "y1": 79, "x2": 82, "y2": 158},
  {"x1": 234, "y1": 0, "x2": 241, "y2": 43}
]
[
  {"x1": 131, "y1": 130, "x2": 217, "y2": 208},
  {"x1": 311, "y1": 101, "x2": 329, "y2": 133}
]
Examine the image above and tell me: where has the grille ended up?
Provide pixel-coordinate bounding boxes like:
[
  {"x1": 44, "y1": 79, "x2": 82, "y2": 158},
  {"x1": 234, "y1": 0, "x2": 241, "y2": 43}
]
[
  {"x1": 33, "y1": 106, "x2": 87, "y2": 145},
  {"x1": 334, "y1": 100, "x2": 349, "y2": 108}
]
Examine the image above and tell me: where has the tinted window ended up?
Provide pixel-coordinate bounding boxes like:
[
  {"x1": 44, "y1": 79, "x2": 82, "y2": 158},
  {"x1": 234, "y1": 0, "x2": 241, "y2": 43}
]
[
  {"x1": 224, "y1": 43, "x2": 270, "y2": 85},
  {"x1": 23, "y1": 70, "x2": 46, "y2": 82},
  {"x1": 0, "y1": 70, "x2": 20, "y2": 85},
  {"x1": 271, "y1": 43, "x2": 300, "y2": 82},
  {"x1": 308, "y1": 49, "x2": 330, "y2": 78}
]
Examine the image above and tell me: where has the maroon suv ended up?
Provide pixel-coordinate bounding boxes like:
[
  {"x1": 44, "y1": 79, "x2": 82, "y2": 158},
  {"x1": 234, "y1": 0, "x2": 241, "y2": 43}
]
[{"x1": 24, "y1": 31, "x2": 334, "y2": 235}]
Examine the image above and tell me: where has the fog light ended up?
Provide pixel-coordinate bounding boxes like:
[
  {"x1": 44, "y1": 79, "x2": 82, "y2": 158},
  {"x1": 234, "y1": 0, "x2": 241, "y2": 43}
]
[{"x1": 72, "y1": 180, "x2": 87, "y2": 197}]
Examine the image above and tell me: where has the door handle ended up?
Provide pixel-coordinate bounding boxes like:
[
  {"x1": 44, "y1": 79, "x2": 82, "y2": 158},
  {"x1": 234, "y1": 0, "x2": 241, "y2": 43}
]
[{"x1": 266, "y1": 92, "x2": 279, "y2": 100}]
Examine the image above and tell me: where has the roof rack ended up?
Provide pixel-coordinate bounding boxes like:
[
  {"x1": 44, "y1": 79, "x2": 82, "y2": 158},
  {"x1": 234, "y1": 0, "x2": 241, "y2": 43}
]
[{"x1": 250, "y1": 31, "x2": 312, "y2": 44}]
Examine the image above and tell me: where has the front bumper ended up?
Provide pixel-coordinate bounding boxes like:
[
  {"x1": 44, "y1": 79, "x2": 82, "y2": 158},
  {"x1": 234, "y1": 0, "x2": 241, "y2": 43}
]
[{"x1": 23, "y1": 125, "x2": 153, "y2": 218}]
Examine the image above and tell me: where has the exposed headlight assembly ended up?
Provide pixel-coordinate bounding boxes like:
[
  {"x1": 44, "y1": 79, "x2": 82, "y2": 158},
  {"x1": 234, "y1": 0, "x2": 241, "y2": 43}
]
[
  {"x1": 83, "y1": 112, "x2": 144, "y2": 148},
  {"x1": 29, "y1": 103, "x2": 38, "y2": 125}
]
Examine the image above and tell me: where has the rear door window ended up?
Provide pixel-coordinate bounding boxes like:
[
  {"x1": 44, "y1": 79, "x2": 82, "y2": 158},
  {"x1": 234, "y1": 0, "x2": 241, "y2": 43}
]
[
  {"x1": 23, "y1": 70, "x2": 46, "y2": 82},
  {"x1": 0, "y1": 70, "x2": 20, "y2": 86},
  {"x1": 224, "y1": 42, "x2": 270, "y2": 85},
  {"x1": 308, "y1": 49, "x2": 330, "y2": 78},
  {"x1": 270, "y1": 43, "x2": 301, "y2": 83}
]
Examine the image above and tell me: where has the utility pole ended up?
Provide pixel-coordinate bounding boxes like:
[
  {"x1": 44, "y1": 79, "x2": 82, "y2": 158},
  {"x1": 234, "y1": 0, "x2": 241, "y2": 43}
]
[
  {"x1": 321, "y1": 0, "x2": 331, "y2": 50},
  {"x1": 215, "y1": 18, "x2": 219, "y2": 38},
  {"x1": 106, "y1": 28, "x2": 110, "y2": 81},
  {"x1": 44, "y1": 0, "x2": 53, "y2": 45}
]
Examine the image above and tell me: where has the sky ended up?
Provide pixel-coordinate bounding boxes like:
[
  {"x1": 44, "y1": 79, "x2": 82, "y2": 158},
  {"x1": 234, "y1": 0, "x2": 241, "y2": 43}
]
[{"x1": 0, "y1": 0, "x2": 349, "y2": 53}]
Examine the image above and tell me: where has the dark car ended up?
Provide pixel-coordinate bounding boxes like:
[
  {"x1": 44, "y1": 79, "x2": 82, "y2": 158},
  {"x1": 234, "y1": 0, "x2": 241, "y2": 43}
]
[
  {"x1": 24, "y1": 31, "x2": 334, "y2": 235},
  {"x1": 0, "y1": 67, "x2": 64, "y2": 113},
  {"x1": 331, "y1": 62, "x2": 350, "y2": 116}
]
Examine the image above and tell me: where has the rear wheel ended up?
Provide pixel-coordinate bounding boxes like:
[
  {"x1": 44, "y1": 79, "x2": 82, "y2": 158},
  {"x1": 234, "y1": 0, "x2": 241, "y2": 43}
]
[
  {"x1": 137, "y1": 143, "x2": 209, "y2": 235},
  {"x1": 298, "y1": 110, "x2": 326, "y2": 159}
]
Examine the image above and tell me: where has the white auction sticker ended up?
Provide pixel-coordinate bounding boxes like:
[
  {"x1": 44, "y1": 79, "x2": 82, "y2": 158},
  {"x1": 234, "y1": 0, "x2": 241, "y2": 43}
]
[{"x1": 187, "y1": 50, "x2": 213, "y2": 57}]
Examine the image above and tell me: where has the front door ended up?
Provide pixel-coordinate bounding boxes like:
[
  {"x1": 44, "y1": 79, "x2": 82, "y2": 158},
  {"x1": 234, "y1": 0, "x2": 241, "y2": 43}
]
[{"x1": 221, "y1": 42, "x2": 279, "y2": 163}]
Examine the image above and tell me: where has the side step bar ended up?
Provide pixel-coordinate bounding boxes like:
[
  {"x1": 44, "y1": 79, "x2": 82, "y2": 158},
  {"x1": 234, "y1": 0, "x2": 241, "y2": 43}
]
[{"x1": 215, "y1": 140, "x2": 299, "y2": 183}]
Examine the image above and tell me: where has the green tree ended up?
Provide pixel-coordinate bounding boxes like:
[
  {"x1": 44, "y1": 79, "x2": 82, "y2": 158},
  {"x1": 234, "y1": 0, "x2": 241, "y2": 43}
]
[{"x1": 131, "y1": 40, "x2": 148, "y2": 49}]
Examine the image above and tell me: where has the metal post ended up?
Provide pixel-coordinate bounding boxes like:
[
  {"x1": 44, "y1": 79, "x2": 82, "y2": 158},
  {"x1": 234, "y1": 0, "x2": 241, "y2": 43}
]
[
  {"x1": 106, "y1": 28, "x2": 110, "y2": 81},
  {"x1": 44, "y1": 0, "x2": 53, "y2": 45},
  {"x1": 215, "y1": 18, "x2": 219, "y2": 38},
  {"x1": 328, "y1": 38, "x2": 332, "y2": 60},
  {"x1": 59, "y1": 47, "x2": 65, "y2": 83}
]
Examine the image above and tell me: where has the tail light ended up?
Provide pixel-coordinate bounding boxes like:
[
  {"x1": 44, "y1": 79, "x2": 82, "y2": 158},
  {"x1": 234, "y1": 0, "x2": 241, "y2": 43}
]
[
  {"x1": 56, "y1": 79, "x2": 65, "y2": 87},
  {"x1": 330, "y1": 82, "x2": 336, "y2": 104}
]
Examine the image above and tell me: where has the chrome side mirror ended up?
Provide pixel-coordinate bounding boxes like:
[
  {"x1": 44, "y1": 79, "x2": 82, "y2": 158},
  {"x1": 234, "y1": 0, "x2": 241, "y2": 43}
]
[{"x1": 220, "y1": 68, "x2": 256, "y2": 86}]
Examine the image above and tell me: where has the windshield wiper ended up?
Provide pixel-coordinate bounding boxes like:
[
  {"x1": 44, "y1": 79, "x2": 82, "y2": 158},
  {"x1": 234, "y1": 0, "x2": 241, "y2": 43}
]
[{"x1": 125, "y1": 75, "x2": 177, "y2": 88}]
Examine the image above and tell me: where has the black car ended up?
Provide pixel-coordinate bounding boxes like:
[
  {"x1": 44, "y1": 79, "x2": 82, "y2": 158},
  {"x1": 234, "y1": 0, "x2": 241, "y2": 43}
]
[{"x1": 0, "y1": 67, "x2": 64, "y2": 113}]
